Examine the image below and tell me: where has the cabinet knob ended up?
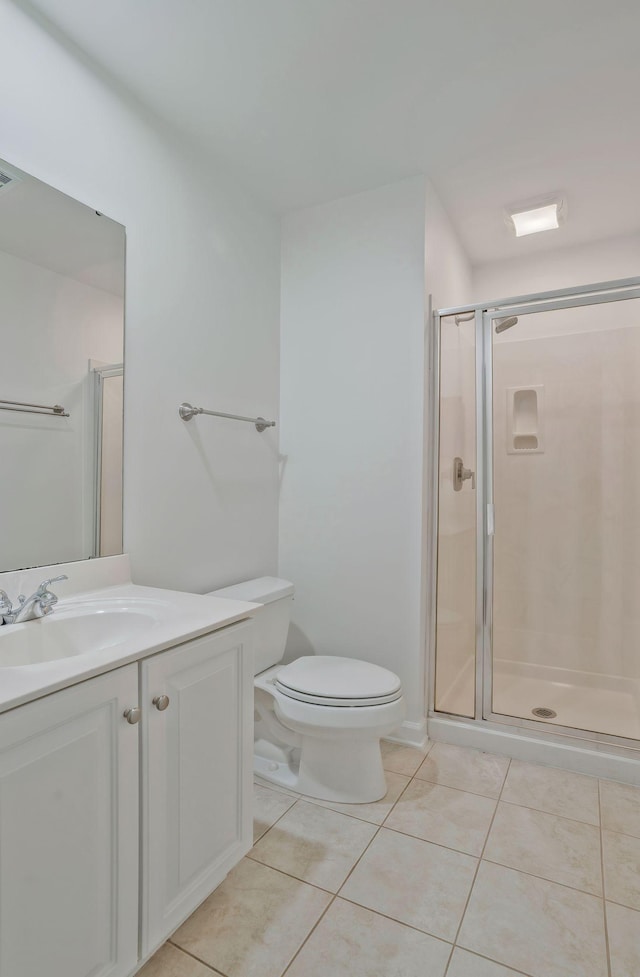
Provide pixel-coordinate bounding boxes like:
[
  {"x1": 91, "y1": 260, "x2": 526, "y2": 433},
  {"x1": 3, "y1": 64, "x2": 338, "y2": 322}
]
[
  {"x1": 153, "y1": 694, "x2": 170, "y2": 711},
  {"x1": 123, "y1": 706, "x2": 141, "y2": 725}
]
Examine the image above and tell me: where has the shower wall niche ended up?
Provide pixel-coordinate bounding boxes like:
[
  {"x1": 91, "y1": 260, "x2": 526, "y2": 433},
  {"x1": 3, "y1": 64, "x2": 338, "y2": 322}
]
[{"x1": 506, "y1": 384, "x2": 544, "y2": 453}]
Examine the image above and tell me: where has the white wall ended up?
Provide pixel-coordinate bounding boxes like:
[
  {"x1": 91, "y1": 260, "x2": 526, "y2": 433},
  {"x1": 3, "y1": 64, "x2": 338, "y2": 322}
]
[
  {"x1": 0, "y1": 0, "x2": 281, "y2": 592},
  {"x1": 474, "y1": 232, "x2": 640, "y2": 301},
  {"x1": 0, "y1": 248, "x2": 122, "y2": 569},
  {"x1": 279, "y1": 176, "x2": 471, "y2": 734}
]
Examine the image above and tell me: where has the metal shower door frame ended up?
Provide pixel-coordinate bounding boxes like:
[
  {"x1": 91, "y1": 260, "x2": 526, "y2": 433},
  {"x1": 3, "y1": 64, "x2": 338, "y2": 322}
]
[{"x1": 430, "y1": 276, "x2": 640, "y2": 749}]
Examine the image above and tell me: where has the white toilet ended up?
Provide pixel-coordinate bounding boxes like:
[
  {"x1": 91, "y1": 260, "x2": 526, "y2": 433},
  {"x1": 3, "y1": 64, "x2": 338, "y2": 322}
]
[{"x1": 210, "y1": 576, "x2": 406, "y2": 803}]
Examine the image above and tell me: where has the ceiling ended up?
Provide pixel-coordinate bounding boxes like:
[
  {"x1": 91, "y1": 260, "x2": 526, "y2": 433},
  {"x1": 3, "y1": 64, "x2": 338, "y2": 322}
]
[
  {"x1": 0, "y1": 158, "x2": 125, "y2": 295},
  {"x1": 24, "y1": 0, "x2": 640, "y2": 265}
]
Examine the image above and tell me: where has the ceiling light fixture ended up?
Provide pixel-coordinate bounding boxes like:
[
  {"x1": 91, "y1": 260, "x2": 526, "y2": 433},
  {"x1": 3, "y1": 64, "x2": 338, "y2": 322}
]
[{"x1": 506, "y1": 194, "x2": 567, "y2": 237}]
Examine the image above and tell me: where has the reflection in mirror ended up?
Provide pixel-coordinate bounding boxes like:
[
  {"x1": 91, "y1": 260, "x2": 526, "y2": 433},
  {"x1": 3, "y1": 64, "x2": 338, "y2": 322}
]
[{"x1": 0, "y1": 158, "x2": 125, "y2": 571}]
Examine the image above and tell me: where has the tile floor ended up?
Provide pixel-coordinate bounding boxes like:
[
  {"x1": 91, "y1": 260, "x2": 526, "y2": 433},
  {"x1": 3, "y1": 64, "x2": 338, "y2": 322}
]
[{"x1": 139, "y1": 740, "x2": 640, "y2": 977}]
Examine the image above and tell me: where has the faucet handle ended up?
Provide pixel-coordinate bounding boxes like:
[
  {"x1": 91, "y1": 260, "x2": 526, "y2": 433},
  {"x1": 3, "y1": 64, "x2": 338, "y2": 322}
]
[
  {"x1": 36, "y1": 574, "x2": 68, "y2": 595},
  {"x1": 0, "y1": 590, "x2": 12, "y2": 613}
]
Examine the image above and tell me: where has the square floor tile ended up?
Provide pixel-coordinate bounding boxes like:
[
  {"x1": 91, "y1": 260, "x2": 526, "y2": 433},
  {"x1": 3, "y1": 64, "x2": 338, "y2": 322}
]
[
  {"x1": 607, "y1": 901, "x2": 640, "y2": 977},
  {"x1": 415, "y1": 743, "x2": 509, "y2": 798},
  {"x1": 500, "y1": 760, "x2": 599, "y2": 825},
  {"x1": 249, "y1": 800, "x2": 377, "y2": 892},
  {"x1": 600, "y1": 780, "x2": 640, "y2": 838},
  {"x1": 384, "y1": 779, "x2": 496, "y2": 856},
  {"x1": 447, "y1": 947, "x2": 530, "y2": 977},
  {"x1": 172, "y1": 857, "x2": 330, "y2": 977},
  {"x1": 603, "y1": 829, "x2": 640, "y2": 910},
  {"x1": 284, "y1": 898, "x2": 451, "y2": 977},
  {"x1": 139, "y1": 943, "x2": 222, "y2": 976},
  {"x1": 340, "y1": 826, "x2": 477, "y2": 941},
  {"x1": 381, "y1": 739, "x2": 430, "y2": 776},
  {"x1": 253, "y1": 783, "x2": 297, "y2": 843},
  {"x1": 484, "y1": 802, "x2": 601, "y2": 894},
  {"x1": 458, "y1": 861, "x2": 608, "y2": 977},
  {"x1": 305, "y1": 771, "x2": 410, "y2": 824}
]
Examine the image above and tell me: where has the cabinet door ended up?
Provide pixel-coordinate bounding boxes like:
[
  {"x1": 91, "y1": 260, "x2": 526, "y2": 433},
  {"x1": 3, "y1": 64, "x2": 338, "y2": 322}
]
[
  {"x1": 0, "y1": 665, "x2": 139, "y2": 977},
  {"x1": 141, "y1": 621, "x2": 253, "y2": 954}
]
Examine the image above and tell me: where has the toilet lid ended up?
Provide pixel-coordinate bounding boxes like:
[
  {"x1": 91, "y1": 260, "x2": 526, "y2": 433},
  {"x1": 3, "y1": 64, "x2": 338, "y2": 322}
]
[{"x1": 275, "y1": 656, "x2": 402, "y2": 707}]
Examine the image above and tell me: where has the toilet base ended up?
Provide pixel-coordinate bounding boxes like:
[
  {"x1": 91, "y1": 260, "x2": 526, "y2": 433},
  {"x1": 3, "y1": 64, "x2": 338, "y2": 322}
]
[
  {"x1": 254, "y1": 734, "x2": 387, "y2": 803},
  {"x1": 254, "y1": 738, "x2": 300, "y2": 792}
]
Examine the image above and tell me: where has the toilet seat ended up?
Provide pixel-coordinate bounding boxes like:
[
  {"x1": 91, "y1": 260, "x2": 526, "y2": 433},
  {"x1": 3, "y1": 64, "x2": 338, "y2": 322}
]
[{"x1": 274, "y1": 656, "x2": 402, "y2": 707}]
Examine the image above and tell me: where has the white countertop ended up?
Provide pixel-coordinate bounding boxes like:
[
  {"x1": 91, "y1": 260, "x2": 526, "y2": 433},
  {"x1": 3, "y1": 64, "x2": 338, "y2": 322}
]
[{"x1": 0, "y1": 558, "x2": 258, "y2": 715}]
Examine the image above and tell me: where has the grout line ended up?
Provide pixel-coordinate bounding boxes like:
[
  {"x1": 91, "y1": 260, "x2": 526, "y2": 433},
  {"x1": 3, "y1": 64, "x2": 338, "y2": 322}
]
[
  {"x1": 446, "y1": 756, "x2": 512, "y2": 968},
  {"x1": 598, "y1": 823, "x2": 640, "y2": 840},
  {"x1": 328, "y1": 780, "x2": 413, "y2": 895},
  {"x1": 603, "y1": 896, "x2": 640, "y2": 912},
  {"x1": 479, "y1": 857, "x2": 603, "y2": 900},
  {"x1": 167, "y1": 940, "x2": 229, "y2": 976},
  {"x1": 599, "y1": 780, "x2": 614, "y2": 977},
  {"x1": 448, "y1": 946, "x2": 537, "y2": 977},
  {"x1": 250, "y1": 774, "x2": 423, "y2": 911},
  {"x1": 379, "y1": 820, "x2": 490, "y2": 859},
  {"x1": 411, "y1": 773, "x2": 509, "y2": 802},
  {"x1": 301, "y1": 781, "x2": 411, "y2": 827},
  {"x1": 253, "y1": 778, "x2": 301, "y2": 800},
  {"x1": 279, "y1": 894, "x2": 337, "y2": 977},
  {"x1": 252, "y1": 792, "x2": 300, "y2": 845},
  {"x1": 442, "y1": 944, "x2": 456, "y2": 976},
  {"x1": 244, "y1": 853, "x2": 338, "y2": 895},
  {"x1": 383, "y1": 764, "x2": 429, "y2": 777},
  {"x1": 335, "y1": 892, "x2": 455, "y2": 945},
  {"x1": 332, "y1": 818, "x2": 384, "y2": 891},
  {"x1": 497, "y1": 795, "x2": 600, "y2": 828},
  {"x1": 276, "y1": 759, "x2": 431, "y2": 977}
]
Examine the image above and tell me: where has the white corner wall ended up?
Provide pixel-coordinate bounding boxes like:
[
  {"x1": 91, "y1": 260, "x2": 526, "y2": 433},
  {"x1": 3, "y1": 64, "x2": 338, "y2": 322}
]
[
  {"x1": 279, "y1": 176, "x2": 470, "y2": 734},
  {"x1": 0, "y1": 0, "x2": 280, "y2": 592},
  {"x1": 424, "y1": 180, "x2": 473, "y2": 312}
]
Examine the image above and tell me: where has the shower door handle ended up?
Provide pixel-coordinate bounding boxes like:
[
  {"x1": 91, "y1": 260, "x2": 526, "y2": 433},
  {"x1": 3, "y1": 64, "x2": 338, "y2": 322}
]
[
  {"x1": 487, "y1": 504, "x2": 495, "y2": 536},
  {"x1": 453, "y1": 457, "x2": 475, "y2": 491}
]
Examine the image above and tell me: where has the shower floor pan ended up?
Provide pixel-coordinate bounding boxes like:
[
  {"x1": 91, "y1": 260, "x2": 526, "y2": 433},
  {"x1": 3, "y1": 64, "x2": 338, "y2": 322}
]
[{"x1": 492, "y1": 659, "x2": 640, "y2": 741}]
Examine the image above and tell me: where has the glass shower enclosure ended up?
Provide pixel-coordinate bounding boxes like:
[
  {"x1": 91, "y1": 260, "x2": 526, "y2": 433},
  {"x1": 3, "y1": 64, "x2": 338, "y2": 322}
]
[{"x1": 430, "y1": 278, "x2": 640, "y2": 747}]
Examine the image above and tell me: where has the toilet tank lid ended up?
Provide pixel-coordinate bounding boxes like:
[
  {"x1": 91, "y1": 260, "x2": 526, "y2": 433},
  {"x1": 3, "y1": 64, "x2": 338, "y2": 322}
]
[{"x1": 208, "y1": 576, "x2": 294, "y2": 605}]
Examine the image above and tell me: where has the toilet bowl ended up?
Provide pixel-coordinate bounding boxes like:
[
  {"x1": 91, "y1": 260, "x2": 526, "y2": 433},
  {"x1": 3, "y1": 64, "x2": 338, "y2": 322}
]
[{"x1": 209, "y1": 577, "x2": 406, "y2": 803}]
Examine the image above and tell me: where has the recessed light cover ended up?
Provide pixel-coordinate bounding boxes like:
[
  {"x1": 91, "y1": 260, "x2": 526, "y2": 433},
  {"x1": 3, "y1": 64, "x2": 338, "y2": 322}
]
[
  {"x1": 0, "y1": 167, "x2": 22, "y2": 198},
  {"x1": 506, "y1": 194, "x2": 567, "y2": 237}
]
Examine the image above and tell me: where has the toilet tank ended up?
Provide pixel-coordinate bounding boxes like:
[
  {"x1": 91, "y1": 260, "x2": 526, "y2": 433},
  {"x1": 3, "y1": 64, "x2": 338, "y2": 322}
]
[{"x1": 208, "y1": 576, "x2": 294, "y2": 675}]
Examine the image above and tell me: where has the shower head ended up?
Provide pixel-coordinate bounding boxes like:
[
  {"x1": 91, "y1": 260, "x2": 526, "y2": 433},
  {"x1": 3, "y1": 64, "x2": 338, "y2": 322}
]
[
  {"x1": 495, "y1": 315, "x2": 518, "y2": 334},
  {"x1": 454, "y1": 312, "x2": 475, "y2": 326}
]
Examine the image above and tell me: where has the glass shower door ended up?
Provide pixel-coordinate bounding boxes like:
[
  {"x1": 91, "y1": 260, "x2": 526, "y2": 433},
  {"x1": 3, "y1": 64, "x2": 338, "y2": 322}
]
[
  {"x1": 433, "y1": 312, "x2": 477, "y2": 718},
  {"x1": 486, "y1": 290, "x2": 640, "y2": 740}
]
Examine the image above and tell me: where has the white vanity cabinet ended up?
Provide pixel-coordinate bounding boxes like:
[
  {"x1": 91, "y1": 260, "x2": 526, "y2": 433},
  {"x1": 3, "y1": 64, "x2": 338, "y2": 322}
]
[
  {"x1": 0, "y1": 664, "x2": 140, "y2": 977},
  {"x1": 140, "y1": 620, "x2": 254, "y2": 956},
  {"x1": 0, "y1": 617, "x2": 254, "y2": 977}
]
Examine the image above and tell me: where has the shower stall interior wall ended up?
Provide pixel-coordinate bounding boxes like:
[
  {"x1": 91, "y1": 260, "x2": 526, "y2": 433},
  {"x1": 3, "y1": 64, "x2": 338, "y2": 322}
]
[{"x1": 431, "y1": 278, "x2": 640, "y2": 770}]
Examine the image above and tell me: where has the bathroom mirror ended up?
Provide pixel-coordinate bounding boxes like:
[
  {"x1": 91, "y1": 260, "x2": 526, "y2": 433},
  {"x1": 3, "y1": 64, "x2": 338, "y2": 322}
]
[{"x1": 0, "y1": 157, "x2": 125, "y2": 572}]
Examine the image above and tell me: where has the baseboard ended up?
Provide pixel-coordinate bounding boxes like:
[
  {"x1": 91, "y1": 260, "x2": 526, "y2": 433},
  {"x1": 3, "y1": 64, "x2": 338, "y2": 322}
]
[{"x1": 384, "y1": 717, "x2": 428, "y2": 750}]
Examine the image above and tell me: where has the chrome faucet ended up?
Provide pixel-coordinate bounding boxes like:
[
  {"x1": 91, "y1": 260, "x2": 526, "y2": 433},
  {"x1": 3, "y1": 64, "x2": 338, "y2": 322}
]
[{"x1": 1, "y1": 575, "x2": 68, "y2": 625}]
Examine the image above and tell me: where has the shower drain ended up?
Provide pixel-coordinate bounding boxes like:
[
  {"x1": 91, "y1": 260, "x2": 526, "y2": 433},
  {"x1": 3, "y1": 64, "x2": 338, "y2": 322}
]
[{"x1": 532, "y1": 707, "x2": 557, "y2": 719}]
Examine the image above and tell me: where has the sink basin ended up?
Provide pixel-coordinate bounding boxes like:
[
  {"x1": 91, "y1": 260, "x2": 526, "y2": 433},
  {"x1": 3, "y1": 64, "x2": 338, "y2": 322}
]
[{"x1": 0, "y1": 604, "x2": 160, "y2": 667}]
